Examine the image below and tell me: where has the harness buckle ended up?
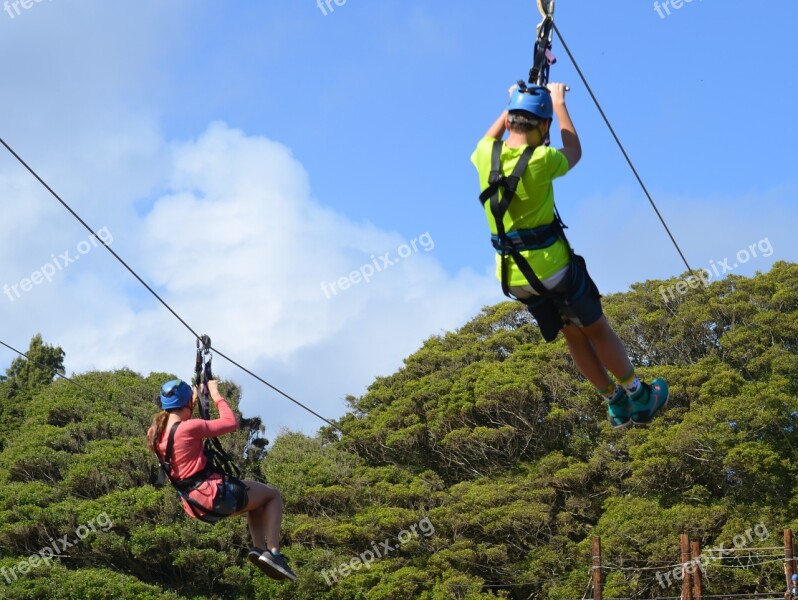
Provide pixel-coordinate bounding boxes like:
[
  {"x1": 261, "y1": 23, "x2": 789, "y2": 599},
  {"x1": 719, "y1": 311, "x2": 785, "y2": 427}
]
[{"x1": 504, "y1": 175, "x2": 521, "y2": 195}]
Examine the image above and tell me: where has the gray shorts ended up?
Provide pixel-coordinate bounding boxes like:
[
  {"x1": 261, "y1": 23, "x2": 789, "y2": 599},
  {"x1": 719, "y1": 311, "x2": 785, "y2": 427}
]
[
  {"x1": 199, "y1": 481, "x2": 249, "y2": 523},
  {"x1": 514, "y1": 255, "x2": 603, "y2": 342}
]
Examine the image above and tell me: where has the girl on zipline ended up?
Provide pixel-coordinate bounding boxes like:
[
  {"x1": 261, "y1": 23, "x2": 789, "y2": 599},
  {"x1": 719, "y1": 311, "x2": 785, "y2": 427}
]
[
  {"x1": 147, "y1": 379, "x2": 297, "y2": 581},
  {"x1": 471, "y1": 82, "x2": 669, "y2": 427}
]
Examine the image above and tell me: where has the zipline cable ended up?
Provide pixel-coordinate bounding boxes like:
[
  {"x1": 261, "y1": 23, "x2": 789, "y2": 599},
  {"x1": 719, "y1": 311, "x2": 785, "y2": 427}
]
[
  {"x1": 2, "y1": 334, "x2": 786, "y2": 593},
  {"x1": 0, "y1": 137, "x2": 341, "y2": 432},
  {"x1": 550, "y1": 23, "x2": 700, "y2": 280},
  {"x1": 0, "y1": 142, "x2": 499, "y2": 555},
  {"x1": 0, "y1": 137, "x2": 202, "y2": 341}
]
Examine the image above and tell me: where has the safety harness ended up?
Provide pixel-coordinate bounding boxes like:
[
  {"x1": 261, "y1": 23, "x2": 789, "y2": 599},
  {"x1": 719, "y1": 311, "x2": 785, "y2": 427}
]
[
  {"x1": 157, "y1": 422, "x2": 236, "y2": 521},
  {"x1": 154, "y1": 335, "x2": 245, "y2": 524},
  {"x1": 478, "y1": 140, "x2": 571, "y2": 300},
  {"x1": 477, "y1": 0, "x2": 577, "y2": 303}
]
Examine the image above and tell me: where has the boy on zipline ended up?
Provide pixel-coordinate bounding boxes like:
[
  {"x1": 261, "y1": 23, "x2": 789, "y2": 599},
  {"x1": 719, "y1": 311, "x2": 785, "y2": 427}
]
[{"x1": 471, "y1": 82, "x2": 668, "y2": 427}]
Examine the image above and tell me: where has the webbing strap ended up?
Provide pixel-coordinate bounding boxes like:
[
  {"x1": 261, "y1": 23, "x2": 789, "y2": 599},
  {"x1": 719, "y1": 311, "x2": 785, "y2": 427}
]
[
  {"x1": 192, "y1": 334, "x2": 243, "y2": 485},
  {"x1": 163, "y1": 421, "x2": 180, "y2": 476},
  {"x1": 480, "y1": 141, "x2": 550, "y2": 298},
  {"x1": 158, "y1": 421, "x2": 232, "y2": 522},
  {"x1": 530, "y1": 16, "x2": 552, "y2": 86},
  {"x1": 195, "y1": 336, "x2": 212, "y2": 420}
]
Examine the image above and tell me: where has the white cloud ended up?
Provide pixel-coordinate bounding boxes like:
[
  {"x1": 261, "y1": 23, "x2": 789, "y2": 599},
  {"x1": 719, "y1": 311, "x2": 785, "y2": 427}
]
[
  {"x1": 3, "y1": 114, "x2": 792, "y2": 436},
  {"x1": 3, "y1": 0, "x2": 793, "y2": 438},
  {"x1": 2, "y1": 120, "x2": 496, "y2": 434}
]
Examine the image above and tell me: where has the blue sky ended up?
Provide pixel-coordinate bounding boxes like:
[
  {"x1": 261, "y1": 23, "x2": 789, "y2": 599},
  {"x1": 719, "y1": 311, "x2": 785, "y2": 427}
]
[{"x1": 1, "y1": 0, "x2": 795, "y2": 435}]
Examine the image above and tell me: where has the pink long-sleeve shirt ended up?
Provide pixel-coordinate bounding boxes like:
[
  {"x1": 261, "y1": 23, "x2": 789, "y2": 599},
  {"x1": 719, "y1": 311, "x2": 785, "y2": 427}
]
[{"x1": 152, "y1": 398, "x2": 238, "y2": 517}]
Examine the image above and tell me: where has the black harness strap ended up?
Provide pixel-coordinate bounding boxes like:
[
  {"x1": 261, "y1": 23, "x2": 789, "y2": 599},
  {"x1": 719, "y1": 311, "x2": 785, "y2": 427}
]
[
  {"x1": 193, "y1": 335, "x2": 244, "y2": 486},
  {"x1": 157, "y1": 421, "x2": 232, "y2": 522},
  {"x1": 479, "y1": 140, "x2": 570, "y2": 300},
  {"x1": 529, "y1": 15, "x2": 555, "y2": 87}
]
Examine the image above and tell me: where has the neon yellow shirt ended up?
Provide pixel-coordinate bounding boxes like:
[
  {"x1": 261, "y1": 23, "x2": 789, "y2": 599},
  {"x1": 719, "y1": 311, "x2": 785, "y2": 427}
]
[{"x1": 471, "y1": 137, "x2": 571, "y2": 286}]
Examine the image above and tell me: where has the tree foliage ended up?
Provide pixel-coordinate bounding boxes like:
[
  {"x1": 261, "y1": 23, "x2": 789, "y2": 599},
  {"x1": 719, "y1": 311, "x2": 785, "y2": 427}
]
[
  {"x1": 1, "y1": 262, "x2": 797, "y2": 598},
  {"x1": 4, "y1": 333, "x2": 65, "y2": 399}
]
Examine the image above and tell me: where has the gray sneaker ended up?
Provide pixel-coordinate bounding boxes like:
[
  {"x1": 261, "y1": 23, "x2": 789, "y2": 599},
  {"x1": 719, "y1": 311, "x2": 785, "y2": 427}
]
[
  {"x1": 248, "y1": 547, "x2": 281, "y2": 580},
  {"x1": 259, "y1": 550, "x2": 297, "y2": 582}
]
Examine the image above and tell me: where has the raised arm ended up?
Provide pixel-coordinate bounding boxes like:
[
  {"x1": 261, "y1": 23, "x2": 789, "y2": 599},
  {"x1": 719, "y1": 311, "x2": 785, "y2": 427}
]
[
  {"x1": 482, "y1": 84, "x2": 524, "y2": 140},
  {"x1": 548, "y1": 82, "x2": 582, "y2": 169},
  {"x1": 483, "y1": 110, "x2": 509, "y2": 140},
  {"x1": 185, "y1": 380, "x2": 239, "y2": 438}
]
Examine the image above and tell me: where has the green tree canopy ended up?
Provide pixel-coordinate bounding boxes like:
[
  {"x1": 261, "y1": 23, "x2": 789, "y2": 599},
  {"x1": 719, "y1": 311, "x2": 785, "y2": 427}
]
[
  {"x1": 1, "y1": 263, "x2": 797, "y2": 599},
  {"x1": 5, "y1": 334, "x2": 65, "y2": 398}
]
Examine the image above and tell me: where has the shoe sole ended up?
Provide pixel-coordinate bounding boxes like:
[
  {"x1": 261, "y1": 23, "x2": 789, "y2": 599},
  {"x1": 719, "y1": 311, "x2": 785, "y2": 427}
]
[
  {"x1": 247, "y1": 549, "x2": 264, "y2": 567},
  {"x1": 259, "y1": 554, "x2": 296, "y2": 582},
  {"x1": 631, "y1": 383, "x2": 670, "y2": 425},
  {"x1": 249, "y1": 553, "x2": 285, "y2": 580}
]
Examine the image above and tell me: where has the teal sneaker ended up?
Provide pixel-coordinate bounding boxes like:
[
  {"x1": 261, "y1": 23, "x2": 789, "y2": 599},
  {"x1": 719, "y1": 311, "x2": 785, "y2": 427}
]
[
  {"x1": 629, "y1": 378, "x2": 669, "y2": 424},
  {"x1": 607, "y1": 386, "x2": 632, "y2": 428}
]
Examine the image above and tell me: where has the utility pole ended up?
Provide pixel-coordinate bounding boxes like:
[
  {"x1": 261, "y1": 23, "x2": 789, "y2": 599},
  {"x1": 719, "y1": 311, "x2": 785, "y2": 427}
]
[
  {"x1": 592, "y1": 536, "x2": 602, "y2": 600},
  {"x1": 681, "y1": 533, "x2": 693, "y2": 600},
  {"x1": 691, "y1": 539, "x2": 703, "y2": 600}
]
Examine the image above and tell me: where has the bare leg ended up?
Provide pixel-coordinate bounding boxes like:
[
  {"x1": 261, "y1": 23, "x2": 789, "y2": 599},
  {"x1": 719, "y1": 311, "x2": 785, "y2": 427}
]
[
  {"x1": 234, "y1": 481, "x2": 284, "y2": 553},
  {"x1": 561, "y1": 324, "x2": 614, "y2": 390},
  {"x1": 580, "y1": 316, "x2": 634, "y2": 380}
]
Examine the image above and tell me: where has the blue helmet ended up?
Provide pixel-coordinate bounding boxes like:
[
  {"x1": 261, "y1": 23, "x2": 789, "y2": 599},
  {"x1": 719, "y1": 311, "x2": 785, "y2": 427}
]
[
  {"x1": 792, "y1": 574, "x2": 798, "y2": 581},
  {"x1": 507, "y1": 86, "x2": 553, "y2": 120},
  {"x1": 160, "y1": 379, "x2": 193, "y2": 410}
]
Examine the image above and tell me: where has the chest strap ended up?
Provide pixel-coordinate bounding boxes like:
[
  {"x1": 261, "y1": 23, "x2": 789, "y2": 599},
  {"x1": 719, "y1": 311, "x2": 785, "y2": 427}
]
[
  {"x1": 156, "y1": 422, "x2": 232, "y2": 522},
  {"x1": 479, "y1": 140, "x2": 570, "y2": 299}
]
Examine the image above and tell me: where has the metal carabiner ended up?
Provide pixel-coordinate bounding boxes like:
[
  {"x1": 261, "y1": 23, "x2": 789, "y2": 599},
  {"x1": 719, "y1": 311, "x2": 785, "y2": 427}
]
[
  {"x1": 195, "y1": 334, "x2": 213, "y2": 419},
  {"x1": 537, "y1": 0, "x2": 555, "y2": 19},
  {"x1": 529, "y1": 1, "x2": 557, "y2": 86}
]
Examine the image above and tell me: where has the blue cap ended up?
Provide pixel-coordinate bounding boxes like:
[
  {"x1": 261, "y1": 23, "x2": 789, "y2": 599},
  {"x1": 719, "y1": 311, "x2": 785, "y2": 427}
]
[
  {"x1": 792, "y1": 574, "x2": 798, "y2": 581},
  {"x1": 159, "y1": 379, "x2": 193, "y2": 410},
  {"x1": 507, "y1": 86, "x2": 553, "y2": 119}
]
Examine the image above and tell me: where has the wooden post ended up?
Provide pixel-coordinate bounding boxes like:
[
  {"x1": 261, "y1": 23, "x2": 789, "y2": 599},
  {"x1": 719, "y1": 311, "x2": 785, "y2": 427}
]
[
  {"x1": 692, "y1": 540, "x2": 703, "y2": 600},
  {"x1": 785, "y1": 529, "x2": 795, "y2": 594},
  {"x1": 681, "y1": 533, "x2": 693, "y2": 600},
  {"x1": 592, "y1": 536, "x2": 602, "y2": 600}
]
